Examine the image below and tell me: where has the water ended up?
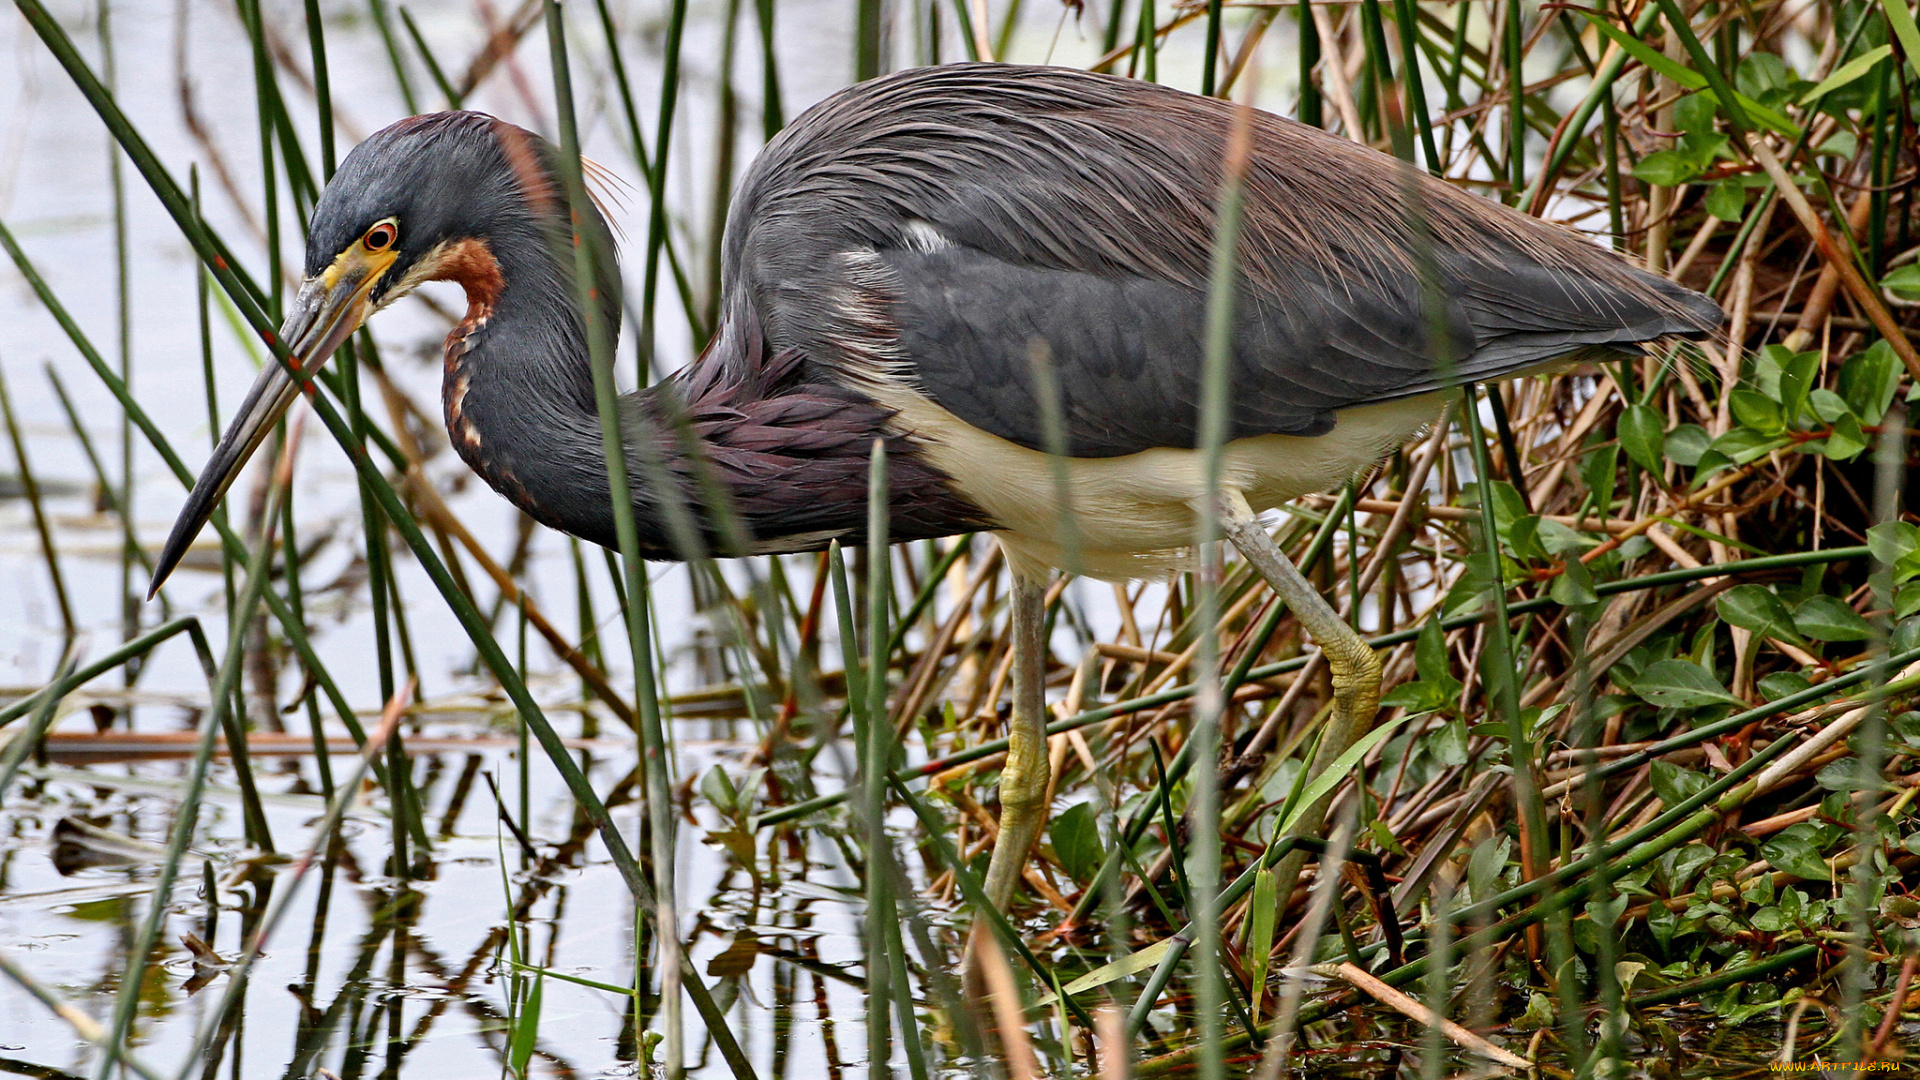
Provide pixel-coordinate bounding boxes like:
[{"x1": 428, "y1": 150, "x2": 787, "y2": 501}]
[{"x1": 0, "y1": 0, "x2": 860, "y2": 701}]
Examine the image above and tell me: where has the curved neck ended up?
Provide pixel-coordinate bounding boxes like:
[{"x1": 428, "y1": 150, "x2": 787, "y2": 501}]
[
  {"x1": 437, "y1": 241, "x2": 986, "y2": 558},
  {"x1": 425, "y1": 203, "x2": 996, "y2": 559},
  {"x1": 435, "y1": 227, "x2": 651, "y2": 548}
]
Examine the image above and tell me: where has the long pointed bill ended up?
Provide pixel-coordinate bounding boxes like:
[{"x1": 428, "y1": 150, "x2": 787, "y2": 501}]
[{"x1": 148, "y1": 246, "x2": 394, "y2": 598}]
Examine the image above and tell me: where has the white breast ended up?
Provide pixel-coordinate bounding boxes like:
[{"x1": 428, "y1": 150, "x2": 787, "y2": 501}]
[{"x1": 875, "y1": 389, "x2": 1445, "y2": 580}]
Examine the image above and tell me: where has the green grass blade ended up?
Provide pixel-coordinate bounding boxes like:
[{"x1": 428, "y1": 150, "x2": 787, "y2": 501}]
[
  {"x1": 0, "y1": 361, "x2": 75, "y2": 641},
  {"x1": 398, "y1": 6, "x2": 462, "y2": 108}
]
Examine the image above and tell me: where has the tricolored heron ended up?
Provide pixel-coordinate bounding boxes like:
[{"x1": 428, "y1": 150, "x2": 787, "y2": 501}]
[{"x1": 152, "y1": 63, "x2": 1720, "y2": 918}]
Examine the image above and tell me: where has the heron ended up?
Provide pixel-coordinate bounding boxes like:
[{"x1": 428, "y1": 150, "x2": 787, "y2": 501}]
[{"x1": 151, "y1": 63, "x2": 1720, "y2": 920}]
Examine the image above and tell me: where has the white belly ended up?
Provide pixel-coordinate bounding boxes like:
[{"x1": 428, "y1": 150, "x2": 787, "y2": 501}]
[{"x1": 878, "y1": 391, "x2": 1445, "y2": 580}]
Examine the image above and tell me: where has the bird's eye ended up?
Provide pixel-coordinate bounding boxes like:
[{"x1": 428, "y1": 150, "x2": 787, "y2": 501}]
[{"x1": 363, "y1": 222, "x2": 398, "y2": 252}]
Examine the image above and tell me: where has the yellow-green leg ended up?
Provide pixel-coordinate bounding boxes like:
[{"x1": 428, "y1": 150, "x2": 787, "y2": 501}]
[
  {"x1": 979, "y1": 571, "x2": 1051, "y2": 912},
  {"x1": 1217, "y1": 490, "x2": 1381, "y2": 910}
]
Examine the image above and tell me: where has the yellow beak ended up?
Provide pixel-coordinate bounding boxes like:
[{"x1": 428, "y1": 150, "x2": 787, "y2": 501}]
[{"x1": 149, "y1": 244, "x2": 395, "y2": 597}]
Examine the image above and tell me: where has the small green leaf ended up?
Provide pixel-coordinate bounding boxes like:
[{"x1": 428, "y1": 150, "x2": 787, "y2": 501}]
[
  {"x1": 1381, "y1": 680, "x2": 1451, "y2": 713},
  {"x1": 1704, "y1": 179, "x2": 1746, "y2": 220},
  {"x1": 1815, "y1": 130, "x2": 1857, "y2": 159},
  {"x1": 700, "y1": 765, "x2": 740, "y2": 816},
  {"x1": 1816, "y1": 757, "x2": 1891, "y2": 793},
  {"x1": 1867, "y1": 521, "x2": 1920, "y2": 572},
  {"x1": 1839, "y1": 342, "x2": 1901, "y2": 424},
  {"x1": 1888, "y1": 710, "x2": 1920, "y2": 749},
  {"x1": 1779, "y1": 349, "x2": 1820, "y2": 425},
  {"x1": 1551, "y1": 557, "x2": 1597, "y2": 611},
  {"x1": 1037, "y1": 938, "x2": 1177, "y2": 1005},
  {"x1": 1537, "y1": 519, "x2": 1598, "y2": 555},
  {"x1": 1716, "y1": 584, "x2": 1802, "y2": 643},
  {"x1": 1645, "y1": 900, "x2": 1681, "y2": 949},
  {"x1": 1550, "y1": 556, "x2": 1598, "y2": 607},
  {"x1": 1674, "y1": 92, "x2": 1717, "y2": 134},
  {"x1": 1735, "y1": 53, "x2": 1793, "y2": 101},
  {"x1": 1792, "y1": 595, "x2": 1872, "y2": 642},
  {"x1": 1753, "y1": 346, "x2": 1790, "y2": 398},
  {"x1": 1881, "y1": 264, "x2": 1920, "y2": 302},
  {"x1": 1526, "y1": 703, "x2": 1568, "y2": 743},
  {"x1": 1516, "y1": 991, "x2": 1556, "y2": 1031},
  {"x1": 1759, "y1": 833, "x2": 1831, "y2": 881},
  {"x1": 1883, "y1": 893, "x2": 1920, "y2": 930},
  {"x1": 1482, "y1": 481, "x2": 1529, "y2": 531},
  {"x1": 1756, "y1": 671, "x2": 1812, "y2": 701},
  {"x1": 1617, "y1": 403, "x2": 1667, "y2": 473},
  {"x1": 1587, "y1": 894, "x2": 1627, "y2": 931},
  {"x1": 1656, "y1": 841, "x2": 1715, "y2": 894},
  {"x1": 1431, "y1": 719, "x2": 1470, "y2": 767},
  {"x1": 1468, "y1": 834, "x2": 1511, "y2": 901},
  {"x1": 1415, "y1": 616, "x2": 1459, "y2": 693},
  {"x1": 1897, "y1": 583, "x2": 1920, "y2": 619},
  {"x1": 1583, "y1": 443, "x2": 1619, "y2": 514},
  {"x1": 1823, "y1": 414, "x2": 1868, "y2": 461},
  {"x1": 1508, "y1": 514, "x2": 1545, "y2": 562},
  {"x1": 1049, "y1": 802, "x2": 1105, "y2": 884},
  {"x1": 1683, "y1": 127, "x2": 1730, "y2": 159},
  {"x1": 1807, "y1": 388, "x2": 1852, "y2": 425},
  {"x1": 1614, "y1": 959, "x2": 1648, "y2": 995},
  {"x1": 1634, "y1": 149, "x2": 1703, "y2": 186},
  {"x1": 1665, "y1": 424, "x2": 1711, "y2": 467},
  {"x1": 1730, "y1": 388, "x2": 1785, "y2": 434},
  {"x1": 1369, "y1": 818, "x2": 1408, "y2": 856},
  {"x1": 1651, "y1": 761, "x2": 1712, "y2": 809},
  {"x1": 1633, "y1": 659, "x2": 1744, "y2": 709},
  {"x1": 1442, "y1": 568, "x2": 1494, "y2": 616},
  {"x1": 1708, "y1": 427, "x2": 1788, "y2": 466}
]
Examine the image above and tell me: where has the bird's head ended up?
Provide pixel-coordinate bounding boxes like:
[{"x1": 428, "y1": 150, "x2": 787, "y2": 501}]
[
  {"x1": 299, "y1": 112, "x2": 569, "y2": 316},
  {"x1": 149, "y1": 111, "x2": 598, "y2": 597}
]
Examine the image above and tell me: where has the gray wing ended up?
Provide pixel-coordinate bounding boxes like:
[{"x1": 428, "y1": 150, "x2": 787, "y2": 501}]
[{"x1": 723, "y1": 64, "x2": 1722, "y2": 458}]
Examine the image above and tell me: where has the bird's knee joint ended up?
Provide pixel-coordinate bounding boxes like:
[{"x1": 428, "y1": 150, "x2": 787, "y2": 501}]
[
  {"x1": 1327, "y1": 645, "x2": 1384, "y2": 729},
  {"x1": 1327, "y1": 644, "x2": 1382, "y2": 689},
  {"x1": 999, "y1": 735, "x2": 1050, "y2": 811},
  {"x1": 1000, "y1": 782, "x2": 1047, "y2": 817}
]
